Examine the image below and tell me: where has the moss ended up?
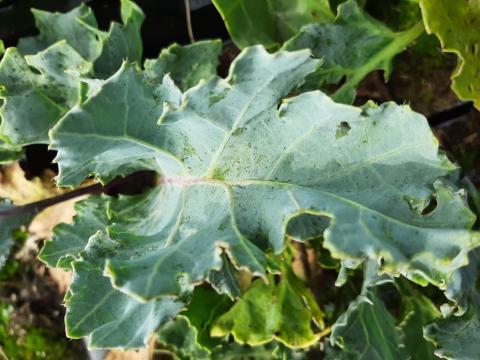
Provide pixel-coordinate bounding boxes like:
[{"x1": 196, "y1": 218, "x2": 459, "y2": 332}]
[{"x1": 0, "y1": 303, "x2": 79, "y2": 360}]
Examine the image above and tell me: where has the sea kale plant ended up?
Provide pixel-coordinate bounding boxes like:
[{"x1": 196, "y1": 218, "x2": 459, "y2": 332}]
[{"x1": 1, "y1": 0, "x2": 480, "y2": 358}]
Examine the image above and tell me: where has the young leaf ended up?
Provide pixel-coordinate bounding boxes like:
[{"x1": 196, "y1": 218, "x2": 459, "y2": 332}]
[
  {"x1": 419, "y1": 0, "x2": 480, "y2": 109},
  {"x1": 329, "y1": 262, "x2": 408, "y2": 359},
  {"x1": 50, "y1": 45, "x2": 479, "y2": 304},
  {"x1": 157, "y1": 317, "x2": 305, "y2": 360},
  {"x1": 211, "y1": 275, "x2": 322, "y2": 348},
  {"x1": 212, "y1": 0, "x2": 334, "y2": 49},
  {"x1": 329, "y1": 290, "x2": 407, "y2": 359},
  {"x1": 399, "y1": 287, "x2": 440, "y2": 360},
  {"x1": 182, "y1": 287, "x2": 233, "y2": 349},
  {"x1": 157, "y1": 316, "x2": 210, "y2": 360},
  {"x1": 0, "y1": 42, "x2": 91, "y2": 145},
  {"x1": 284, "y1": 0, "x2": 424, "y2": 103}
]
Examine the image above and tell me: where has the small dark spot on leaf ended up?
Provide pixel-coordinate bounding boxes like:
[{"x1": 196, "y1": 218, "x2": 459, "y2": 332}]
[{"x1": 232, "y1": 127, "x2": 246, "y2": 136}]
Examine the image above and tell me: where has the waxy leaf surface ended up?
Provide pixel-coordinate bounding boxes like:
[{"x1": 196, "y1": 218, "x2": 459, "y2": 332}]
[
  {"x1": 50, "y1": 45, "x2": 479, "y2": 305},
  {"x1": 66, "y1": 231, "x2": 184, "y2": 349},
  {"x1": 40, "y1": 196, "x2": 185, "y2": 348}
]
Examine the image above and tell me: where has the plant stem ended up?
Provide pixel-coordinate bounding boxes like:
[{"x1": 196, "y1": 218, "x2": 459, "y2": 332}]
[
  {"x1": 0, "y1": 173, "x2": 145, "y2": 218},
  {"x1": 184, "y1": 0, "x2": 195, "y2": 43},
  {"x1": 333, "y1": 21, "x2": 425, "y2": 101}
]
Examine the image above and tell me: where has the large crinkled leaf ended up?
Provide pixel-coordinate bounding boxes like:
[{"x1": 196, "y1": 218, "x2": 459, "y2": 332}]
[
  {"x1": 65, "y1": 230, "x2": 184, "y2": 349},
  {"x1": 51, "y1": 45, "x2": 479, "y2": 304},
  {"x1": 104, "y1": 184, "x2": 271, "y2": 300},
  {"x1": 0, "y1": 40, "x2": 4, "y2": 56},
  {"x1": 211, "y1": 271, "x2": 323, "y2": 348},
  {"x1": 67, "y1": 260, "x2": 184, "y2": 349},
  {"x1": 144, "y1": 40, "x2": 222, "y2": 92},
  {"x1": 212, "y1": 0, "x2": 334, "y2": 49},
  {"x1": 0, "y1": 201, "x2": 34, "y2": 269},
  {"x1": 419, "y1": 0, "x2": 480, "y2": 109},
  {"x1": 0, "y1": 42, "x2": 91, "y2": 145},
  {"x1": 40, "y1": 195, "x2": 184, "y2": 348},
  {"x1": 18, "y1": 0, "x2": 144, "y2": 78},
  {"x1": 51, "y1": 46, "x2": 315, "y2": 187},
  {"x1": 284, "y1": 0, "x2": 424, "y2": 103},
  {"x1": 329, "y1": 262, "x2": 408, "y2": 359}
]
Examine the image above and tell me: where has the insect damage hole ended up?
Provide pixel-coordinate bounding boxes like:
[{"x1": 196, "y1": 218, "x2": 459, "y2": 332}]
[{"x1": 335, "y1": 121, "x2": 351, "y2": 139}]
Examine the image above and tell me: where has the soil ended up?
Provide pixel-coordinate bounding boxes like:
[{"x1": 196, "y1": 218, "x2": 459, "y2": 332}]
[{"x1": 0, "y1": 239, "x2": 87, "y2": 359}]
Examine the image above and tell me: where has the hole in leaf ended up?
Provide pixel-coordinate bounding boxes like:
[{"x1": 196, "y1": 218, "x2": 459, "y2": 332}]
[
  {"x1": 421, "y1": 196, "x2": 438, "y2": 216},
  {"x1": 286, "y1": 213, "x2": 331, "y2": 242},
  {"x1": 404, "y1": 195, "x2": 438, "y2": 216},
  {"x1": 28, "y1": 66, "x2": 41, "y2": 75},
  {"x1": 335, "y1": 121, "x2": 351, "y2": 139},
  {"x1": 378, "y1": 257, "x2": 385, "y2": 270}
]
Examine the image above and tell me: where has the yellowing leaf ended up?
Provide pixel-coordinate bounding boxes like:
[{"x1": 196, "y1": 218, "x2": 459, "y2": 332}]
[
  {"x1": 420, "y1": 0, "x2": 480, "y2": 109},
  {"x1": 211, "y1": 275, "x2": 322, "y2": 348}
]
